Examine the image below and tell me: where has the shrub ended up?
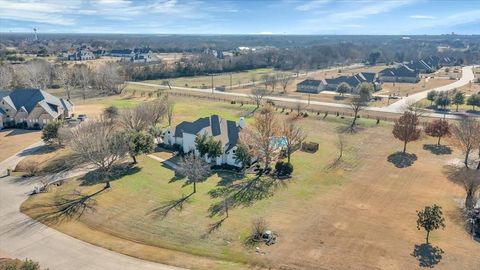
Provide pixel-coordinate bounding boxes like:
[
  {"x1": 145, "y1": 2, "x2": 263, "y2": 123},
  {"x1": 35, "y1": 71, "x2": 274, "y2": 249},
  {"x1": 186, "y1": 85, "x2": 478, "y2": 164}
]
[
  {"x1": 251, "y1": 218, "x2": 268, "y2": 241},
  {"x1": 23, "y1": 160, "x2": 40, "y2": 177},
  {"x1": 275, "y1": 161, "x2": 293, "y2": 176}
]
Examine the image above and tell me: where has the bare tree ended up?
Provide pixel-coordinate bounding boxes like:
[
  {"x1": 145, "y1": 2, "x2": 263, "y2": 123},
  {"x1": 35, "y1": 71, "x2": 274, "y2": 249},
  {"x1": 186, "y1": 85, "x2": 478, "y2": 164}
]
[
  {"x1": 270, "y1": 75, "x2": 278, "y2": 92},
  {"x1": 55, "y1": 64, "x2": 76, "y2": 100},
  {"x1": 119, "y1": 99, "x2": 167, "y2": 131},
  {"x1": 241, "y1": 105, "x2": 280, "y2": 170},
  {"x1": 282, "y1": 121, "x2": 307, "y2": 163},
  {"x1": 249, "y1": 88, "x2": 269, "y2": 109},
  {"x1": 72, "y1": 64, "x2": 91, "y2": 100},
  {"x1": 177, "y1": 154, "x2": 211, "y2": 194},
  {"x1": 166, "y1": 99, "x2": 174, "y2": 126},
  {"x1": 279, "y1": 74, "x2": 291, "y2": 94},
  {"x1": 18, "y1": 60, "x2": 52, "y2": 89},
  {"x1": 451, "y1": 117, "x2": 480, "y2": 168},
  {"x1": 445, "y1": 166, "x2": 480, "y2": 210},
  {"x1": 349, "y1": 96, "x2": 367, "y2": 130},
  {"x1": 0, "y1": 65, "x2": 13, "y2": 89},
  {"x1": 94, "y1": 62, "x2": 126, "y2": 95},
  {"x1": 69, "y1": 119, "x2": 128, "y2": 188}
]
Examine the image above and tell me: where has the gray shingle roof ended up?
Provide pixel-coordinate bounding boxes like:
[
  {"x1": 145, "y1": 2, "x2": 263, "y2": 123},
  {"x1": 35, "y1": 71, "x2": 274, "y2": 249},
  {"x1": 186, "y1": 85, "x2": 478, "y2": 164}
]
[
  {"x1": 379, "y1": 65, "x2": 419, "y2": 78},
  {"x1": 298, "y1": 79, "x2": 323, "y2": 87},
  {"x1": 174, "y1": 115, "x2": 240, "y2": 151},
  {"x1": 3, "y1": 88, "x2": 72, "y2": 116}
]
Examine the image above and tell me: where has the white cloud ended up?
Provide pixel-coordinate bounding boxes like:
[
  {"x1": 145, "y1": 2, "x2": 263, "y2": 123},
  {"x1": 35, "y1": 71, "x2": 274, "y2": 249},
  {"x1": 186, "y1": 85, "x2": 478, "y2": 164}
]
[
  {"x1": 410, "y1": 15, "x2": 436, "y2": 19},
  {"x1": 328, "y1": 0, "x2": 414, "y2": 21},
  {"x1": 295, "y1": 0, "x2": 330, "y2": 11},
  {"x1": 0, "y1": 0, "x2": 80, "y2": 25}
]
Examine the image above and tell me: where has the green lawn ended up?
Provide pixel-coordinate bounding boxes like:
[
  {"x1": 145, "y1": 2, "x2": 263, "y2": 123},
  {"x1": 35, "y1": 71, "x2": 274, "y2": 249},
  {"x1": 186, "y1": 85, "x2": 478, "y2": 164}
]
[
  {"x1": 21, "y1": 97, "x2": 368, "y2": 269},
  {"x1": 144, "y1": 68, "x2": 294, "y2": 89}
]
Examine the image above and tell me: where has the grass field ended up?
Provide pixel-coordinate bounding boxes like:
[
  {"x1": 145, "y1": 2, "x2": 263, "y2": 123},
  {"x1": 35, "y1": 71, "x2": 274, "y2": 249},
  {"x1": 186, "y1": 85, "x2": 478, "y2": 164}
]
[
  {"x1": 0, "y1": 129, "x2": 41, "y2": 162},
  {"x1": 145, "y1": 68, "x2": 294, "y2": 89},
  {"x1": 21, "y1": 97, "x2": 480, "y2": 270}
]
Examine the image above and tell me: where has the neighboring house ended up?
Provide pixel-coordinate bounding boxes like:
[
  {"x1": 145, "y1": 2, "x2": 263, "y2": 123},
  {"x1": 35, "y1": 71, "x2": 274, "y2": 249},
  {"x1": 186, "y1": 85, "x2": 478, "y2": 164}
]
[
  {"x1": 379, "y1": 65, "x2": 420, "y2": 83},
  {"x1": 296, "y1": 79, "x2": 327, "y2": 94},
  {"x1": 325, "y1": 72, "x2": 382, "y2": 92},
  {"x1": 67, "y1": 49, "x2": 95, "y2": 61},
  {"x1": 110, "y1": 48, "x2": 154, "y2": 63},
  {"x1": 93, "y1": 49, "x2": 107, "y2": 57},
  {"x1": 163, "y1": 115, "x2": 244, "y2": 167},
  {"x1": 406, "y1": 60, "x2": 435, "y2": 74},
  {"x1": 0, "y1": 88, "x2": 74, "y2": 129}
]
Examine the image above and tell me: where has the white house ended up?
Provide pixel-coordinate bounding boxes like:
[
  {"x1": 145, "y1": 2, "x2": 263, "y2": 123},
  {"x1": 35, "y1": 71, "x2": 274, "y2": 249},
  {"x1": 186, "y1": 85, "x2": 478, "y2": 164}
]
[
  {"x1": 163, "y1": 115, "x2": 244, "y2": 167},
  {"x1": 0, "y1": 88, "x2": 74, "y2": 129},
  {"x1": 110, "y1": 48, "x2": 154, "y2": 63}
]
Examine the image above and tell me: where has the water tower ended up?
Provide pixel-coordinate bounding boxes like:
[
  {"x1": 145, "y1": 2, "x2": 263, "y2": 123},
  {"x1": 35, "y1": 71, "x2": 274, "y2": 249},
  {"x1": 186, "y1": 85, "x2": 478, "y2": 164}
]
[{"x1": 33, "y1": 28, "x2": 38, "y2": 41}]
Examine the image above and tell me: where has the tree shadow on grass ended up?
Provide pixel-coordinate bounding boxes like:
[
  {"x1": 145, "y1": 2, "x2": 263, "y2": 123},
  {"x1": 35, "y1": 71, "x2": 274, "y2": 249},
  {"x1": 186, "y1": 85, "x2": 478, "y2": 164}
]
[
  {"x1": 387, "y1": 152, "x2": 418, "y2": 168},
  {"x1": 207, "y1": 176, "x2": 288, "y2": 218},
  {"x1": 79, "y1": 164, "x2": 141, "y2": 186},
  {"x1": 411, "y1": 243, "x2": 444, "y2": 268},
  {"x1": 201, "y1": 217, "x2": 227, "y2": 239},
  {"x1": 146, "y1": 192, "x2": 193, "y2": 219},
  {"x1": 423, "y1": 144, "x2": 452, "y2": 155},
  {"x1": 41, "y1": 152, "x2": 87, "y2": 174},
  {"x1": 22, "y1": 188, "x2": 105, "y2": 225}
]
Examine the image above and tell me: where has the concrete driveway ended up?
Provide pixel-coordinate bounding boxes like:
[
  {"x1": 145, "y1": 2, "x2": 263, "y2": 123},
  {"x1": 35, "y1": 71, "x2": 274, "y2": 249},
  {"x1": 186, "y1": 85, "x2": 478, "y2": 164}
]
[{"x1": 0, "y1": 143, "x2": 184, "y2": 270}]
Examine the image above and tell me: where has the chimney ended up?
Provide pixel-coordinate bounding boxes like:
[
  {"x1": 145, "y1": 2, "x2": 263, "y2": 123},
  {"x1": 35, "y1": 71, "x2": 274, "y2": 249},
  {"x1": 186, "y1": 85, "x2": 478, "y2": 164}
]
[{"x1": 238, "y1": 117, "x2": 245, "y2": 128}]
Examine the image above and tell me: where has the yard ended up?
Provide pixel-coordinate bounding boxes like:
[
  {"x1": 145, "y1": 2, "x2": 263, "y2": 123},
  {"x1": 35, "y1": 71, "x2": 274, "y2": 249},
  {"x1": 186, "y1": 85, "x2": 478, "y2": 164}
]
[
  {"x1": 0, "y1": 129, "x2": 41, "y2": 162},
  {"x1": 20, "y1": 97, "x2": 480, "y2": 270}
]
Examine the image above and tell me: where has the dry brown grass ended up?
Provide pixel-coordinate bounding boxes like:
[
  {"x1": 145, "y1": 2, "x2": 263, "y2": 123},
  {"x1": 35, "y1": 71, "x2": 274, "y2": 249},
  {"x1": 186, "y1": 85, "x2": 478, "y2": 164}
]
[
  {"x1": 0, "y1": 129, "x2": 41, "y2": 162},
  {"x1": 20, "y1": 97, "x2": 480, "y2": 270}
]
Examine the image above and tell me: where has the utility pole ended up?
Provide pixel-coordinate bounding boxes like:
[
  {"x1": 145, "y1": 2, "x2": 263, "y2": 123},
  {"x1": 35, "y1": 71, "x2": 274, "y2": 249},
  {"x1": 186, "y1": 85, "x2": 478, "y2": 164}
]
[
  {"x1": 211, "y1": 74, "x2": 214, "y2": 94},
  {"x1": 308, "y1": 94, "x2": 311, "y2": 106},
  {"x1": 230, "y1": 73, "x2": 233, "y2": 91}
]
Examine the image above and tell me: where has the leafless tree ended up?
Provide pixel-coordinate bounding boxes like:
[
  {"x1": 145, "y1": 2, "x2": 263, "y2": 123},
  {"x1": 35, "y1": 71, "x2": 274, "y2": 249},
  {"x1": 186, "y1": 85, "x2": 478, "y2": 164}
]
[
  {"x1": 249, "y1": 88, "x2": 269, "y2": 109},
  {"x1": 444, "y1": 166, "x2": 480, "y2": 210},
  {"x1": 282, "y1": 120, "x2": 307, "y2": 163},
  {"x1": 18, "y1": 60, "x2": 52, "y2": 89},
  {"x1": 349, "y1": 96, "x2": 367, "y2": 130},
  {"x1": 260, "y1": 74, "x2": 270, "y2": 89},
  {"x1": 177, "y1": 154, "x2": 211, "y2": 194},
  {"x1": 166, "y1": 99, "x2": 174, "y2": 126},
  {"x1": 119, "y1": 99, "x2": 167, "y2": 131},
  {"x1": 93, "y1": 62, "x2": 126, "y2": 95},
  {"x1": 69, "y1": 119, "x2": 128, "y2": 188},
  {"x1": 241, "y1": 105, "x2": 280, "y2": 169},
  {"x1": 279, "y1": 74, "x2": 291, "y2": 94},
  {"x1": 451, "y1": 117, "x2": 480, "y2": 168},
  {"x1": 270, "y1": 75, "x2": 278, "y2": 92},
  {"x1": 72, "y1": 64, "x2": 91, "y2": 100},
  {"x1": 294, "y1": 102, "x2": 304, "y2": 116},
  {"x1": 0, "y1": 65, "x2": 13, "y2": 89},
  {"x1": 55, "y1": 64, "x2": 76, "y2": 99}
]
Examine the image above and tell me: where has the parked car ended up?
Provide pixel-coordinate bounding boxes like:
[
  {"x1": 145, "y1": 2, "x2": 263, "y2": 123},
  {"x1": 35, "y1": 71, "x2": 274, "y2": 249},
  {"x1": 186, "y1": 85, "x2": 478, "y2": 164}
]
[{"x1": 78, "y1": 114, "x2": 87, "y2": 121}]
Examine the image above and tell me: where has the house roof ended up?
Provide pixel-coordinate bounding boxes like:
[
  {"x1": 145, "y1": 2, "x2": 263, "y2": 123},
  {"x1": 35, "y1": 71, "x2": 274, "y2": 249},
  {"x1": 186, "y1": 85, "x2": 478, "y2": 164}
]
[
  {"x1": 325, "y1": 75, "x2": 362, "y2": 87},
  {"x1": 379, "y1": 65, "x2": 419, "y2": 78},
  {"x1": 3, "y1": 88, "x2": 73, "y2": 116},
  {"x1": 297, "y1": 79, "x2": 324, "y2": 87},
  {"x1": 406, "y1": 60, "x2": 433, "y2": 71},
  {"x1": 174, "y1": 115, "x2": 240, "y2": 152}
]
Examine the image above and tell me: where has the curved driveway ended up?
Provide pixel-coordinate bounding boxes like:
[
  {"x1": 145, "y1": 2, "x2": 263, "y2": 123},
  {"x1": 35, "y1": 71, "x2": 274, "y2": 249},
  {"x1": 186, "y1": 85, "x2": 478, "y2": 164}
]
[{"x1": 0, "y1": 142, "x2": 184, "y2": 270}]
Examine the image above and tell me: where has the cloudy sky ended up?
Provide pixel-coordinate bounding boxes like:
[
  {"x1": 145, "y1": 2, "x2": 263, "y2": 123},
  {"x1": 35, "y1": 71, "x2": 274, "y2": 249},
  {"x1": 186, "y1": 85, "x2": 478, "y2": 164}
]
[{"x1": 1, "y1": 0, "x2": 479, "y2": 35}]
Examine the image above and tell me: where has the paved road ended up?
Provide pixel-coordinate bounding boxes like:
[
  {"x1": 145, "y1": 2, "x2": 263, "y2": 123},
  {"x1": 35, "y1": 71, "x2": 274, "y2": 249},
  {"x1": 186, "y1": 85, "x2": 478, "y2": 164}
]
[
  {"x1": 0, "y1": 143, "x2": 184, "y2": 270},
  {"x1": 129, "y1": 65, "x2": 476, "y2": 119},
  {"x1": 383, "y1": 65, "x2": 476, "y2": 112}
]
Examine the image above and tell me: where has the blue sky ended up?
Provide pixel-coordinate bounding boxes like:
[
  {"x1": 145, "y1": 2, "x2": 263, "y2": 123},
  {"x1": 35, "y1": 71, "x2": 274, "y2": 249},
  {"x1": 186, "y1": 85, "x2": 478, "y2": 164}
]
[{"x1": 1, "y1": 0, "x2": 480, "y2": 35}]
